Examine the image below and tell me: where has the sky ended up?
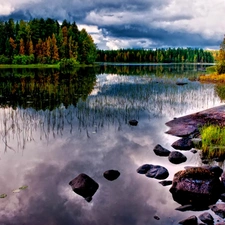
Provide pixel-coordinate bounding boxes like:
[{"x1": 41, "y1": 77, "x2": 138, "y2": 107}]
[{"x1": 0, "y1": 0, "x2": 225, "y2": 50}]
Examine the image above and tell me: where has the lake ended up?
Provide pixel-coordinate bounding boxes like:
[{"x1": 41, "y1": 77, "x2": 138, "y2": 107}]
[{"x1": 0, "y1": 64, "x2": 223, "y2": 225}]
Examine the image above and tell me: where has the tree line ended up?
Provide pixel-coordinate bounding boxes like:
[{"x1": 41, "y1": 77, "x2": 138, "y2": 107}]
[
  {"x1": 0, "y1": 18, "x2": 97, "y2": 66},
  {"x1": 97, "y1": 48, "x2": 214, "y2": 63}
]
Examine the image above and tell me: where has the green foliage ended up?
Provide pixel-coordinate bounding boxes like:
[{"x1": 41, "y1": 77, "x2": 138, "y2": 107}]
[
  {"x1": 215, "y1": 84, "x2": 225, "y2": 101},
  {"x1": 12, "y1": 54, "x2": 35, "y2": 65},
  {"x1": 0, "y1": 18, "x2": 97, "y2": 65},
  {"x1": 97, "y1": 48, "x2": 214, "y2": 63},
  {"x1": 216, "y1": 35, "x2": 225, "y2": 74},
  {"x1": 200, "y1": 125, "x2": 225, "y2": 158},
  {"x1": 59, "y1": 58, "x2": 79, "y2": 69},
  {"x1": 0, "y1": 55, "x2": 11, "y2": 64},
  {"x1": 206, "y1": 65, "x2": 216, "y2": 73}
]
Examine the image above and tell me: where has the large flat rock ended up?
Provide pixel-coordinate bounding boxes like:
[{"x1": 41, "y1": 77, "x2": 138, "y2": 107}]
[{"x1": 166, "y1": 105, "x2": 225, "y2": 137}]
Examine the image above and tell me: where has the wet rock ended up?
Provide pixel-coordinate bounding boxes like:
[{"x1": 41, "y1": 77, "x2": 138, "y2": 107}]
[
  {"x1": 129, "y1": 119, "x2": 138, "y2": 126},
  {"x1": 178, "y1": 215, "x2": 198, "y2": 225},
  {"x1": 69, "y1": 173, "x2": 99, "y2": 202},
  {"x1": 159, "y1": 180, "x2": 172, "y2": 186},
  {"x1": 137, "y1": 164, "x2": 152, "y2": 174},
  {"x1": 208, "y1": 166, "x2": 223, "y2": 178},
  {"x1": 210, "y1": 204, "x2": 225, "y2": 219},
  {"x1": 199, "y1": 212, "x2": 214, "y2": 225},
  {"x1": 145, "y1": 165, "x2": 169, "y2": 180},
  {"x1": 153, "y1": 144, "x2": 171, "y2": 157},
  {"x1": 168, "y1": 151, "x2": 187, "y2": 164},
  {"x1": 172, "y1": 138, "x2": 193, "y2": 150},
  {"x1": 103, "y1": 170, "x2": 120, "y2": 181},
  {"x1": 170, "y1": 167, "x2": 222, "y2": 208},
  {"x1": 175, "y1": 204, "x2": 195, "y2": 212},
  {"x1": 215, "y1": 223, "x2": 225, "y2": 225}
]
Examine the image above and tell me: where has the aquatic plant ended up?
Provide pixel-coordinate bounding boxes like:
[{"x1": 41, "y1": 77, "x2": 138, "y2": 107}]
[{"x1": 200, "y1": 125, "x2": 225, "y2": 158}]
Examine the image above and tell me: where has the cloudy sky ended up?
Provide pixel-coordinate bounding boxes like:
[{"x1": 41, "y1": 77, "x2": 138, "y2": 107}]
[{"x1": 0, "y1": 0, "x2": 225, "y2": 50}]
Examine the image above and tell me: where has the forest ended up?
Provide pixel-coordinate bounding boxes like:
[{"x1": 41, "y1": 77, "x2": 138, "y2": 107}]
[
  {"x1": 97, "y1": 48, "x2": 214, "y2": 63},
  {"x1": 0, "y1": 18, "x2": 97, "y2": 66}
]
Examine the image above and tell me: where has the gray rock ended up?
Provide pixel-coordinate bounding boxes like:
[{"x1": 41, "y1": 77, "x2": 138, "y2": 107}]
[
  {"x1": 145, "y1": 165, "x2": 169, "y2": 180},
  {"x1": 178, "y1": 215, "x2": 198, "y2": 225},
  {"x1": 153, "y1": 144, "x2": 171, "y2": 157},
  {"x1": 168, "y1": 151, "x2": 187, "y2": 164},
  {"x1": 199, "y1": 212, "x2": 214, "y2": 225},
  {"x1": 172, "y1": 137, "x2": 193, "y2": 150},
  {"x1": 69, "y1": 173, "x2": 99, "y2": 202},
  {"x1": 136, "y1": 164, "x2": 152, "y2": 174}
]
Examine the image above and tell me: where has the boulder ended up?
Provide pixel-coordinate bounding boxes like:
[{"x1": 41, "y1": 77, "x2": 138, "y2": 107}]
[
  {"x1": 175, "y1": 204, "x2": 196, "y2": 212},
  {"x1": 129, "y1": 119, "x2": 138, "y2": 126},
  {"x1": 103, "y1": 170, "x2": 120, "y2": 181},
  {"x1": 69, "y1": 173, "x2": 99, "y2": 202},
  {"x1": 153, "y1": 144, "x2": 171, "y2": 157},
  {"x1": 170, "y1": 167, "x2": 222, "y2": 208},
  {"x1": 137, "y1": 164, "x2": 169, "y2": 180},
  {"x1": 210, "y1": 204, "x2": 225, "y2": 219},
  {"x1": 199, "y1": 212, "x2": 214, "y2": 225},
  {"x1": 172, "y1": 138, "x2": 193, "y2": 150},
  {"x1": 178, "y1": 215, "x2": 198, "y2": 225},
  {"x1": 137, "y1": 164, "x2": 152, "y2": 174},
  {"x1": 145, "y1": 165, "x2": 169, "y2": 180},
  {"x1": 168, "y1": 151, "x2": 187, "y2": 164}
]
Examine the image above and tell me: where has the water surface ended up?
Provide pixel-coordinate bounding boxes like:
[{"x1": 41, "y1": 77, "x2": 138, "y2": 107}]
[{"x1": 0, "y1": 64, "x2": 223, "y2": 225}]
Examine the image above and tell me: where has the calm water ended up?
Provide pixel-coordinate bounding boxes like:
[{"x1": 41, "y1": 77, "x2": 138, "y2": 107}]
[{"x1": 0, "y1": 64, "x2": 224, "y2": 225}]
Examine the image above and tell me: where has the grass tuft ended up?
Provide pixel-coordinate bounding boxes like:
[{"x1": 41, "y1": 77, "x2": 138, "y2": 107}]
[{"x1": 200, "y1": 125, "x2": 225, "y2": 158}]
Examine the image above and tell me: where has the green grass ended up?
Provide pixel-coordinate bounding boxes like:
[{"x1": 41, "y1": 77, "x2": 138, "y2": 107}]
[
  {"x1": 0, "y1": 64, "x2": 60, "y2": 69},
  {"x1": 200, "y1": 125, "x2": 225, "y2": 158},
  {"x1": 206, "y1": 65, "x2": 216, "y2": 73}
]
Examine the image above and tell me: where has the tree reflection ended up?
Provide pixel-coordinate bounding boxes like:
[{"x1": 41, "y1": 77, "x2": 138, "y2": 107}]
[{"x1": 0, "y1": 67, "x2": 96, "y2": 110}]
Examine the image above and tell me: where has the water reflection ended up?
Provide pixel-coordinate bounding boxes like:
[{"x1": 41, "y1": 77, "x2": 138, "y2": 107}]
[{"x1": 0, "y1": 65, "x2": 223, "y2": 225}]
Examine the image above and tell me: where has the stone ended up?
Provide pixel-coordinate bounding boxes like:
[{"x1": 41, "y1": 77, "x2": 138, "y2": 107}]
[
  {"x1": 103, "y1": 170, "x2": 120, "y2": 181},
  {"x1": 199, "y1": 212, "x2": 214, "y2": 225},
  {"x1": 136, "y1": 164, "x2": 152, "y2": 174},
  {"x1": 178, "y1": 215, "x2": 198, "y2": 225},
  {"x1": 129, "y1": 119, "x2": 138, "y2": 126},
  {"x1": 159, "y1": 180, "x2": 172, "y2": 186},
  {"x1": 210, "y1": 204, "x2": 225, "y2": 219},
  {"x1": 145, "y1": 165, "x2": 169, "y2": 180},
  {"x1": 168, "y1": 151, "x2": 187, "y2": 164},
  {"x1": 153, "y1": 144, "x2": 171, "y2": 157},
  {"x1": 172, "y1": 138, "x2": 193, "y2": 150},
  {"x1": 69, "y1": 173, "x2": 99, "y2": 202},
  {"x1": 170, "y1": 167, "x2": 222, "y2": 208}
]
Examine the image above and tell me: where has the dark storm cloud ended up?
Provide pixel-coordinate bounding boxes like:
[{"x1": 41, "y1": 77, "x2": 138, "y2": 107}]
[{"x1": 0, "y1": 0, "x2": 224, "y2": 49}]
